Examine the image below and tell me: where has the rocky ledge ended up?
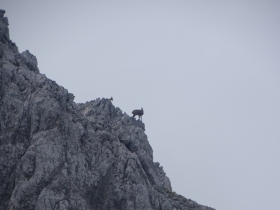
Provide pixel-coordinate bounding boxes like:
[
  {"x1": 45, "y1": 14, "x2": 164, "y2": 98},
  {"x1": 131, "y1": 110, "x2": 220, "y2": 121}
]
[{"x1": 0, "y1": 9, "x2": 215, "y2": 210}]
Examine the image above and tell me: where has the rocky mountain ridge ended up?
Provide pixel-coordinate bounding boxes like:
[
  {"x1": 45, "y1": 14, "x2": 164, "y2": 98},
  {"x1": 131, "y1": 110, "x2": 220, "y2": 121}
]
[{"x1": 0, "y1": 9, "x2": 215, "y2": 210}]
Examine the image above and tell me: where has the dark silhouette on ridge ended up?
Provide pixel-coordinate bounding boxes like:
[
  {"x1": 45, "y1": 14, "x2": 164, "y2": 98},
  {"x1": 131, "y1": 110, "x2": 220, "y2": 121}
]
[{"x1": 132, "y1": 108, "x2": 144, "y2": 121}]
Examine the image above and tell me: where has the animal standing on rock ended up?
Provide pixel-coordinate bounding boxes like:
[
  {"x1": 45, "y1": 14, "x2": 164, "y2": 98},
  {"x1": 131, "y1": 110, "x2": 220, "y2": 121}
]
[
  {"x1": 107, "y1": 97, "x2": 113, "y2": 101},
  {"x1": 0, "y1": 9, "x2": 215, "y2": 210},
  {"x1": 132, "y1": 108, "x2": 144, "y2": 121}
]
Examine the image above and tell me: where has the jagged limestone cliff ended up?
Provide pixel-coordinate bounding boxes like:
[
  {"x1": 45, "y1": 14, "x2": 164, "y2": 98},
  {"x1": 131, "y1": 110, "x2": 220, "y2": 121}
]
[{"x1": 0, "y1": 10, "x2": 215, "y2": 210}]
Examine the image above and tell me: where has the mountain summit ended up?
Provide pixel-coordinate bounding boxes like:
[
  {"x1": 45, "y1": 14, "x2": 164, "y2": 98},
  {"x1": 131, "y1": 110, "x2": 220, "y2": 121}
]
[{"x1": 0, "y1": 10, "x2": 215, "y2": 210}]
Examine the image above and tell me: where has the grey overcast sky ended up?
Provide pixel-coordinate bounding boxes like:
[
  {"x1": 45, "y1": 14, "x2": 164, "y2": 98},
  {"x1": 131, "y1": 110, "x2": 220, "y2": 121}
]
[{"x1": 2, "y1": 1, "x2": 280, "y2": 209}]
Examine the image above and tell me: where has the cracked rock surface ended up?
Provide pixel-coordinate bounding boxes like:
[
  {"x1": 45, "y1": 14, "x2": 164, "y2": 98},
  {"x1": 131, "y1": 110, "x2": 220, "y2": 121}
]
[{"x1": 0, "y1": 10, "x2": 215, "y2": 210}]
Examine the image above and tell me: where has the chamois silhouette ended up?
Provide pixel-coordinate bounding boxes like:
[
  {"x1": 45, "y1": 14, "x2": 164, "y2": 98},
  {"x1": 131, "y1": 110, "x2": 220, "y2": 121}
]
[{"x1": 132, "y1": 108, "x2": 144, "y2": 121}]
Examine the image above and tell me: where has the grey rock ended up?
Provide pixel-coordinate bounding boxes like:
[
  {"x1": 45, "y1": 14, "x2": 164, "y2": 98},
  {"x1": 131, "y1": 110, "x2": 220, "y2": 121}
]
[
  {"x1": 0, "y1": 9, "x2": 5, "y2": 18},
  {"x1": 0, "y1": 10, "x2": 215, "y2": 210},
  {"x1": 0, "y1": 10, "x2": 9, "y2": 42},
  {"x1": 20, "y1": 50, "x2": 39, "y2": 73}
]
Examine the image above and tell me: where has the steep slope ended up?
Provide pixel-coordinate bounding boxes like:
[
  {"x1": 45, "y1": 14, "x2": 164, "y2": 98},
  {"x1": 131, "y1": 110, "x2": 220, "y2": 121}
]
[{"x1": 0, "y1": 10, "x2": 215, "y2": 210}]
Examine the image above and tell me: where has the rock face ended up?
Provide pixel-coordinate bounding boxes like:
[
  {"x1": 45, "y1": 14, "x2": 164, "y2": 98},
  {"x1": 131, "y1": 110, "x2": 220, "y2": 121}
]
[{"x1": 0, "y1": 10, "x2": 215, "y2": 210}]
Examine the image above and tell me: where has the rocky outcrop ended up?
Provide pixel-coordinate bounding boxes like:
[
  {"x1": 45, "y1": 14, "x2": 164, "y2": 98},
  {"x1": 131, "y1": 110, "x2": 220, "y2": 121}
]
[{"x1": 0, "y1": 10, "x2": 215, "y2": 210}]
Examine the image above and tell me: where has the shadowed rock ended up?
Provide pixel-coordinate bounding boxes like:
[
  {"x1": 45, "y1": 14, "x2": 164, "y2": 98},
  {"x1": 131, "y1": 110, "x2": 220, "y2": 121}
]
[{"x1": 0, "y1": 9, "x2": 5, "y2": 18}]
